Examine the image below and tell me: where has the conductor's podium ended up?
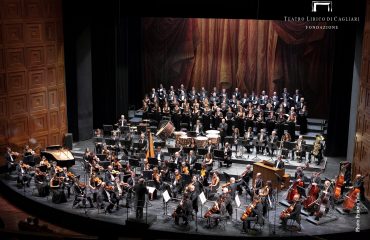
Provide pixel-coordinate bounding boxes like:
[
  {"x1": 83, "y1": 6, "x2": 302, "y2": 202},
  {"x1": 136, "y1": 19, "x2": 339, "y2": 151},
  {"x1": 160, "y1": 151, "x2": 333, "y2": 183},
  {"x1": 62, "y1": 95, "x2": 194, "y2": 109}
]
[{"x1": 253, "y1": 160, "x2": 284, "y2": 189}]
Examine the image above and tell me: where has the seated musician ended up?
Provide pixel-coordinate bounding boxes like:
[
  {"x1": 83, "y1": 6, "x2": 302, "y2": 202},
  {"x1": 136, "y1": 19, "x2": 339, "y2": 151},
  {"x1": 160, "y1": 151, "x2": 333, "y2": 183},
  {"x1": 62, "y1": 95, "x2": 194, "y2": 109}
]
[
  {"x1": 155, "y1": 146, "x2": 164, "y2": 163},
  {"x1": 313, "y1": 181, "x2": 333, "y2": 220},
  {"x1": 173, "y1": 193, "x2": 193, "y2": 226},
  {"x1": 223, "y1": 142, "x2": 232, "y2": 168},
  {"x1": 233, "y1": 128, "x2": 240, "y2": 152},
  {"x1": 112, "y1": 158, "x2": 122, "y2": 171},
  {"x1": 203, "y1": 153, "x2": 213, "y2": 174},
  {"x1": 138, "y1": 133, "x2": 148, "y2": 152},
  {"x1": 34, "y1": 167, "x2": 49, "y2": 197},
  {"x1": 243, "y1": 127, "x2": 253, "y2": 153},
  {"x1": 104, "y1": 166, "x2": 116, "y2": 186},
  {"x1": 206, "y1": 139, "x2": 215, "y2": 154},
  {"x1": 193, "y1": 119, "x2": 203, "y2": 135},
  {"x1": 49, "y1": 173, "x2": 67, "y2": 204},
  {"x1": 117, "y1": 114, "x2": 127, "y2": 127},
  {"x1": 309, "y1": 137, "x2": 323, "y2": 165},
  {"x1": 267, "y1": 131, "x2": 278, "y2": 156},
  {"x1": 280, "y1": 194, "x2": 302, "y2": 230},
  {"x1": 61, "y1": 167, "x2": 74, "y2": 198},
  {"x1": 172, "y1": 151, "x2": 183, "y2": 169},
  {"x1": 39, "y1": 156, "x2": 51, "y2": 172},
  {"x1": 24, "y1": 145, "x2": 35, "y2": 156},
  {"x1": 293, "y1": 135, "x2": 305, "y2": 162},
  {"x1": 98, "y1": 182, "x2": 119, "y2": 213},
  {"x1": 187, "y1": 150, "x2": 197, "y2": 166},
  {"x1": 181, "y1": 161, "x2": 190, "y2": 175},
  {"x1": 5, "y1": 147, "x2": 19, "y2": 173},
  {"x1": 16, "y1": 161, "x2": 32, "y2": 188},
  {"x1": 206, "y1": 172, "x2": 220, "y2": 199},
  {"x1": 88, "y1": 172, "x2": 101, "y2": 204},
  {"x1": 274, "y1": 155, "x2": 285, "y2": 169},
  {"x1": 94, "y1": 128, "x2": 102, "y2": 137},
  {"x1": 73, "y1": 182, "x2": 94, "y2": 208},
  {"x1": 241, "y1": 195, "x2": 264, "y2": 233},
  {"x1": 170, "y1": 169, "x2": 183, "y2": 198}
]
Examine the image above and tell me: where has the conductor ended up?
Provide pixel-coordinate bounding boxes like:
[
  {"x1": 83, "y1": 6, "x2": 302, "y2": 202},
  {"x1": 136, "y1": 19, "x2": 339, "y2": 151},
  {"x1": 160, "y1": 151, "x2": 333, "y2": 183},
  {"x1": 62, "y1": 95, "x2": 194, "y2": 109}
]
[{"x1": 134, "y1": 178, "x2": 148, "y2": 220}]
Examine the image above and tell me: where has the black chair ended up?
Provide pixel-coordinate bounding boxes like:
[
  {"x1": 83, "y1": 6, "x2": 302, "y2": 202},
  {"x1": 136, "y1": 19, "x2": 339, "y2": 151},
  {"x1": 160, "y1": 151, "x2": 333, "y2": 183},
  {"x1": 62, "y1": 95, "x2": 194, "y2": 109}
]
[
  {"x1": 96, "y1": 154, "x2": 107, "y2": 161},
  {"x1": 154, "y1": 141, "x2": 165, "y2": 148},
  {"x1": 193, "y1": 162, "x2": 202, "y2": 171},
  {"x1": 197, "y1": 148, "x2": 208, "y2": 156},
  {"x1": 103, "y1": 125, "x2": 113, "y2": 136},
  {"x1": 148, "y1": 158, "x2": 158, "y2": 166},
  {"x1": 187, "y1": 131, "x2": 197, "y2": 137},
  {"x1": 167, "y1": 147, "x2": 180, "y2": 155},
  {"x1": 105, "y1": 138, "x2": 116, "y2": 146},
  {"x1": 23, "y1": 155, "x2": 35, "y2": 166}
]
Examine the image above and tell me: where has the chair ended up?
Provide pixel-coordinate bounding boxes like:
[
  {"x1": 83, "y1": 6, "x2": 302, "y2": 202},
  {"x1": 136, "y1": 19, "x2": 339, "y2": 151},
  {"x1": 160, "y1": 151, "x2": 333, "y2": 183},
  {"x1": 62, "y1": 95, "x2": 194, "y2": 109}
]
[
  {"x1": 251, "y1": 215, "x2": 265, "y2": 232},
  {"x1": 287, "y1": 216, "x2": 302, "y2": 231}
]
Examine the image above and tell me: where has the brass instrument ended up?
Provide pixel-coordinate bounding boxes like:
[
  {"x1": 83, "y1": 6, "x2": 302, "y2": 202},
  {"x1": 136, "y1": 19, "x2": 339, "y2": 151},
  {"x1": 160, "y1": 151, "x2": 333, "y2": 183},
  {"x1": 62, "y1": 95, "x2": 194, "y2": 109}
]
[
  {"x1": 200, "y1": 168, "x2": 207, "y2": 177},
  {"x1": 312, "y1": 140, "x2": 321, "y2": 156},
  {"x1": 182, "y1": 166, "x2": 189, "y2": 175}
]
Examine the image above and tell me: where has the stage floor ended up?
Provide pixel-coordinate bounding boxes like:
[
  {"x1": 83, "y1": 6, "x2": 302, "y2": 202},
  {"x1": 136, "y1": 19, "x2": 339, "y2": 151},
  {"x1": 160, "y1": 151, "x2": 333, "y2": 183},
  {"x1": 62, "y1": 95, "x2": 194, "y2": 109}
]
[{"x1": 1, "y1": 156, "x2": 369, "y2": 239}]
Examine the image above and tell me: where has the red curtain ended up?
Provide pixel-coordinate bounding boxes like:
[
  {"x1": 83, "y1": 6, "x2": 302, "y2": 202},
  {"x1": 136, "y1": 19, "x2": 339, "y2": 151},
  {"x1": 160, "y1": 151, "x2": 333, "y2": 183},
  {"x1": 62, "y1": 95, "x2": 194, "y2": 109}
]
[{"x1": 143, "y1": 18, "x2": 333, "y2": 118}]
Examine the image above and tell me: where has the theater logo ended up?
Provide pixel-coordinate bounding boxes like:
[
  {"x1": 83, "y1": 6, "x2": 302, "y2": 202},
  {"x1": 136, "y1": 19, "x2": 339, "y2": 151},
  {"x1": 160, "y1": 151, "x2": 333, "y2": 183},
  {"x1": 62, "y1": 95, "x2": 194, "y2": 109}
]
[{"x1": 311, "y1": 1, "x2": 333, "y2": 12}]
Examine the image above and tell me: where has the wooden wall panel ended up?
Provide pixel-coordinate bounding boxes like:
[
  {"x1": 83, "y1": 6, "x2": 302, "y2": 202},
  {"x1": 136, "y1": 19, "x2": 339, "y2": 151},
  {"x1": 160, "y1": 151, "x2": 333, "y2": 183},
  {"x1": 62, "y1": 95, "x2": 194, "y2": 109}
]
[
  {"x1": 353, "y1": 0, "x2": 370, "y2": 201},
  {"x1": 0, "y1": 0, "x2": 67, "y2": 148}
]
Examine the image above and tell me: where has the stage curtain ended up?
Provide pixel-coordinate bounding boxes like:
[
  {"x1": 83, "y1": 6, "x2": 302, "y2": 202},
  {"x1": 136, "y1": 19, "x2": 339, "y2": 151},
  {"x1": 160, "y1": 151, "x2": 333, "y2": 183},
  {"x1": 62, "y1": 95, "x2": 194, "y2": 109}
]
[{"x1": 142, "y1": 18, "x2": 333, "y2": 118}]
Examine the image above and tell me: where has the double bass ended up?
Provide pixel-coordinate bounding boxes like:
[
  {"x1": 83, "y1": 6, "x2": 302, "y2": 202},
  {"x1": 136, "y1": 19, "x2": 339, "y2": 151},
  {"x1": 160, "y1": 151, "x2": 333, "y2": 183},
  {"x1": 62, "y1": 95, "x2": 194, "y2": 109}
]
[
  {"x1": 241, "y1": 198, "x2": 261, "y2": 221},
  {"x1": 343, "y1": 174, "x2": 368, "y2": 211},
  {"x1": 286, "y1": 179, "x2": 303, "y2": 203},
  {"x1": 334, "y1": 163, "x2": 349, "y2": 200},
  {"x1": 303, "y1": 183, "x2": 320, "y2": 209}
]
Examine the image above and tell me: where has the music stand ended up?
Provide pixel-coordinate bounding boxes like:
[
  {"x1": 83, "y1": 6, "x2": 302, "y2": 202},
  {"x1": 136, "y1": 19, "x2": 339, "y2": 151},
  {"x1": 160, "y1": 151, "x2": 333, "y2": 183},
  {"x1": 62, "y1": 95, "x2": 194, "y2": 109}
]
[
  {"x1": 267, "y1": 142, "x2": 277, "y2": 161},
  {"x1": 167, "y1": 147, "x2": 180, "y2": 155},
  {"x1": 168, "y1": 162, "x2": 177, "y2": 172},
  {"x1": 182, "y1": 147, "x2": 193, "y2": 155},
  {"x1": 193, "y1": 162, "x2": 202, "y2": 171},
  {"x1": 187, "y1": 131, "x2": 197, "y2": 137},
  {"x1": 129, "y1": 158, "x2": 140, "y2": 174},
  {"x1": 213, "y1": 149, "x2": 224, "y2": 168},
  {"x1": 154, "y1": 141, "x2": 165, "y2": 148},
  {"x1": 283, "y1": 142, "x2": 295, "y2": 160},
  {"x1": 224, "y1": 136, "x2": 234, "y2": 145},
  {"x1": 94, "y1": 137, "x2": 103, "y2": 143},
  {"x1": 148, "y1": 157, "x2": 159, "y2": 166},
  {"x1": 197, "y1": 148, "x2": 208, "y2": 156},
  {"x1": 241, "y1": 139, "x2": 252, "y2": 159},
  {"x1": 251, "y1": 139, "x2": 261, "y2": 161},
  {"x1": 96, "y1": 154, "x2": 107, "y2": 161},
  {"x1": 143, "y1": 170, "x2": 153, "y2": 181},
  {"x1": 181, "y1": 174, "x2": 191, "y2": 185},
  {"x1": 105, "y1": 138, "x2": 116, "y2": 146}
]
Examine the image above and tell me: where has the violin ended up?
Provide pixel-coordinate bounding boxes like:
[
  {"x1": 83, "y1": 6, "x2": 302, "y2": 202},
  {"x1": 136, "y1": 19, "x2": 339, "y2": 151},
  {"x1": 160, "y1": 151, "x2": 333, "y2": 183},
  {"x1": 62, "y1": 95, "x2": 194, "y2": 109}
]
[
  {"x1": 280, "y1": 202, "x2": 296, "y2": 220},
  {"x1": 105, "y1": 185, "x2": 115, "y2": 191},
  {"x1": 93, "y1": 177, "x2": 102, "y2": 185},
  {"x1": 241, "y1": 198, "x2": 261, "y2": 221}
]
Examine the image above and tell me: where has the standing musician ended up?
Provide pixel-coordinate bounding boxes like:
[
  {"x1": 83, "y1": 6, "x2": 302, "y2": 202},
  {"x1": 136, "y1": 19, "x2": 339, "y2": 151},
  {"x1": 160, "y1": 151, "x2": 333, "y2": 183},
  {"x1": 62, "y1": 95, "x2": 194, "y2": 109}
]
[
  {"x1": 172, "y1": 193, "x2": 193, "y2": 226},
  {"x1": 240, "y1": 165, "x2": 253, "y2": 198},
  {"x1": 293, "y1": 135, "x2": 306, "y2": 162},
  {"x1": 187, "y1": 184, "x2": 199, "y2": 213},
  {"x1": 218, "y1": 118, "x2": 228, "y2": 147},
  {"x1": 206, "y1": 139, "x2": 215, "y2": 154},
  {"x1": 259, "y1": 180, "x2": 272, "y2": 216},
  {"x1": 352, "y1": 174, "x2": 367, "y2": 202},
  {"x1": 252, "y1": 173, "x2": 264, "y2": 197},
  {"x1": 241, "y1": 195, "x2": 264, "y2": 233},
  {"x1": 256, "y1": 129, "x2": 267, "y2": 155},
  {"x1": 117, "y1": 114, "x2": 127, "y2": 127},
  {"x1": 223, "y1": 142, "x2": 232, "y2": 168},
  {"x1": 232, "y1": 128, "x2": 240, "y2": 153},
  {"x1": 5, "y1": 147, "x2": 20, "y2": 173},
  {"x1": 88, "y1": 173, "x2": 102, "y2": 204},
  {"x1": 280, "y1": 194, "x2": 302, "y2": 230},
  {"x1": 267, "y1": 130, "x2": 278, "y2": 156},
  {"x1": 224, "y1": 177, "x2": 243, "y2": 200}
]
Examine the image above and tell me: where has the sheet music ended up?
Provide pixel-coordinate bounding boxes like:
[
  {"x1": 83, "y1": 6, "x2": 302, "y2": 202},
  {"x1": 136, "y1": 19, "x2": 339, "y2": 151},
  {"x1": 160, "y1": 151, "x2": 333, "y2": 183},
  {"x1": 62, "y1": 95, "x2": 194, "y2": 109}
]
[
  {"x1": 163, "y1": 190, "x2": 170, "y2": 203},
  {"x1": 146, "y1": 186, "x2": 156, "y2": 194},
  {"x1": 235, "y1": 194, "x2": 241, "y2": 208},
  {"x1": 199, "y1": 192, "x2": 207, "y2": 205}
]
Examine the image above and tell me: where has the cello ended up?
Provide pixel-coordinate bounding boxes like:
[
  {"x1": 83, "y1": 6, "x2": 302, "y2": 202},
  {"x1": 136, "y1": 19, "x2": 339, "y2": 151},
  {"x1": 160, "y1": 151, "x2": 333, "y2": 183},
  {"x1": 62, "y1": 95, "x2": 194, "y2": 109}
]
[
  {"x1": 280, "y1": 201, "x2": 297, "y2": 220},
  {"x1": 286, "y1": 178, "x2": 303, "y2": 203},
  {"x1": 343, "y1": 174, "x2": 369, "y2": 211},
  {"x1": 303, "y1": 183, "x2": 320, "y2": 210},
  {"x1": 334, "y1": 163, "x2": 349, "y2": 200},
  {"x1": 241, "y1": 198, "x2": 261, "y2": 221}
]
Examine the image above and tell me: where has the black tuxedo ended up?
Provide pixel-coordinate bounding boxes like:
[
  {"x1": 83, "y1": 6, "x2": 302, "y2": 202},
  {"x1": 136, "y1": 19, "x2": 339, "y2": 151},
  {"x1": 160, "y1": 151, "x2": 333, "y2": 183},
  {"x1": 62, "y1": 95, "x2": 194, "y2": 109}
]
[
  {"x1": 267, "y1": 135, "x2": 278, "y2": 155},
  {"x1": 104, "y1": 170, "x2": 115, "y2": 185},
  {"x1": 274, "y1": 160, "x2": 285, "y2": 169},
  {"x1": 138, "y1": 139, "x2": 147, "y2": 151}
]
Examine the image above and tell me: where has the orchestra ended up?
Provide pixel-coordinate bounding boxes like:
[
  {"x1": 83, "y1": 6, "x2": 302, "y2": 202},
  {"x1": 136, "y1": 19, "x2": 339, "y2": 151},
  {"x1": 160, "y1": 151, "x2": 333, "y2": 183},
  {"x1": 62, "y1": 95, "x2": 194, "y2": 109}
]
[{"x1": 1, "y1": 84, "x2": 369, "y2": 236}]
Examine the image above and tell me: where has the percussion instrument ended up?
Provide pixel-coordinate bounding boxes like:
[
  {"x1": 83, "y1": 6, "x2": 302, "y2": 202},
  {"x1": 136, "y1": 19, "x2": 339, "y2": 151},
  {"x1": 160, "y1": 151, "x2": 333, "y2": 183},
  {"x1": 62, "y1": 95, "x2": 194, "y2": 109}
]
[
  {"x1": 206, "y1": 130, "x2": 220, "y2": 135},
  {"x1": 156, "y1": 121, "x2": 175, "y2": 140},
  {"x1": 195, "y1": 136, "x2": 208, "y2": 148},
  {"x1": 173, "y1": 131, "x2": 186, "y2": 142},
  {"x1": 206, "y1": 134, "x2": 220, "y2": 145},
  {"x1": 179, "y1": 136, "x2": 191, "y2": 146}
]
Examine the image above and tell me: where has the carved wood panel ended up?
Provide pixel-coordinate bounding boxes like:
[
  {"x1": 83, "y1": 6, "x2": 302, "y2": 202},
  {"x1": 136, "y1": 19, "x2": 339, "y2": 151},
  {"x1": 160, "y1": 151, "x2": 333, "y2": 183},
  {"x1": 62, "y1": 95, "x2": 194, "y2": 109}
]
[
  {"x1": 0, "y1": 0, "x2": 67, "y2": 149},
  {"x1": 353, "y1": 0, "x2": 370, "y2": 201}
]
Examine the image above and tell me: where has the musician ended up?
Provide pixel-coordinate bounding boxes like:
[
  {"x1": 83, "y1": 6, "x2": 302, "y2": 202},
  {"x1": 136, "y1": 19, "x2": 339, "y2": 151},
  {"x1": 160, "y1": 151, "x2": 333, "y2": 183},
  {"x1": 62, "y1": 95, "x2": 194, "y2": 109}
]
[
  {"x1": 206, "y1": 172, "x2": 220, "y2": 199},
  {"x1": 16, "y1": 161, "x2": 32, "y2": 188},
  {"x1": 187, "y1": 150, "x2": 197, "y2": 165},
  {"x1": 233, "y1": 87, "x2": 241, "y2": 100},
  {"x1": 314, "y1": 180, "x2": 333, "y2": 220},
  {"x1": 172, "y1": 151, "x2": 183, "y2": 168},
  {"x1": 118, "y1": 114, "x2": 127, "y2": 127},
  {"x1": 243, "y1": 127, "x2": 253, "y2": 154},
  {"x1": 223, "y1": 142, "x2": 232, "y2": 168},
  {"x1": 309, "y1": 137, "x2": 323, "y2": 165},
  {"x1": 34, "y1": 167, "x2": 49, "y2": 197},
  {"x1": 88, "y1": 173, "x2": 101, "y2": 204},
  {"x1": 171, "y1": 169, "x2": 183, "y2": 198},
  {"x1": 310, "y1": 172, "x2": 321, "y2": 185},
  {"x1": 226, "y1": 177, "x2": 243, "y2": 199},
  {"x1": 104, "y1": 166, "x2": 115, "y2": 186},
  {"x1": 225, "y1": 107, "x2": 235, "y2": 136},
  {"x1": 50, "y1": 173, "x2": 67, "y2": 204},
  {"x1": 181, "y1": 162, "x2": 190, "y2": 176},
  {"x1": 138, "y1": 133, "x2": 148, "y2": 152},
  {"x1": 240, "y1": 164, "x2": 253, "y2": 198},
  {"x1": 294, "y1": 167, "x2": 305, "y2": 180},
  {"x1": 188, "y1": 184, "x2": 199, "y2": 213},
  {"x1": 293, "y1": 135, "x2": 305, "y2": 161},
  {"x1": 292, "y1": 89, "x2": 302, "y2": 105},
  {"x1": 203, "y1": 152, "x2": 213, "y2": 175},
  {"x1": 256, "y1": 129, "x2": 267, "y2": 155},
  {"x1": 100, "y1": 182, "x2": 119, "y2": 213},
  {"x1": 353, "y1": 174, "x2": 366, "y2": 201},
  {"x1": 210, "y1": 91, "x2": 219, "y2": 105},
  {"x1": 218, "y1": 118, "x2": 228, "y2": 147},
  {"x1": 280, "y1": 87, "x2": 290, "y2": 100},
  {"x1": 112, "y1": 158, "x2": 122, "y2": 171},
  {"x1": 252, "y1": 173, "x2": 264, "y2": 197},
  {"x1": 39, "y1": 156, "x2": 51, "y2": 172},
  {"x1": 298, "y1": 105, "x2": 308, "y2": 134},
  {"x1": 72, "y1": 182, "x2": 94, "y2": 208},
  {"x1": 293, "y1": 168, "x2": 306, "y2": 198},
  {"x1": 206, "y1": 139, "x2": 215, "y2": 154},
  {"x1": 274, "y1": 155, "x2": 285, "y2": 169},
  {"x1": 267, "y1": 130, "x2": 278, "y2": 156},
  {"x1": 280, "y1": 194, "x2": 302, "y2": 230},
  {"x1": 219, "y1": 187, "x2": 233, "y2": 217},
  {"x1": 232, "y1": 127, "x2": 240, "y2": 153},
  {"x1": 24, "y1": 145, "x2": 35, "y2": 156},
  {"x1": 155, "y1": 146, "x2": 164, "y2": 162},
  {"x1": 193, "y1": 119, "x2": 203, "y2": 135},
  {"x1": 241, "y1": 195, "x2": 264, "y2": 233},
  {"x1": 276, "y1": 112, "x2": 286, "y2": 138},
  {"x1": 266, "y1": 111, "x2": 276, "y2": 134},
  {"x1": 61, "y1": 167, "x2": 74, "y2": 198},
  {"x1": 241, "y1": 93, "x2": 249, "y2": 107},
  {"x1": 5, "y1": 146, "x2": 19, "y2": 173}
]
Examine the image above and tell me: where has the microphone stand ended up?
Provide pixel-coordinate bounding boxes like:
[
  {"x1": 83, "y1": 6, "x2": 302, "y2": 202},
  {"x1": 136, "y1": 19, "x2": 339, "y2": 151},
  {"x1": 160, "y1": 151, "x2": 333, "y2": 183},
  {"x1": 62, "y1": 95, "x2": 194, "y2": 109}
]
[{"x1": 273, "y1": 173, "x2": 282, "y2": 235}]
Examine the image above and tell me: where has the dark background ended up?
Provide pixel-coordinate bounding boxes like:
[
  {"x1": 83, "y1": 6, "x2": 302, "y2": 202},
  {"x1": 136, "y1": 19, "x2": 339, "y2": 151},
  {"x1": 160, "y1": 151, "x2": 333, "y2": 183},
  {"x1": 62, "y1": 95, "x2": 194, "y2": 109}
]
[{"x1": 62, "y1": 0, "x2": 366, "y2": 157}]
